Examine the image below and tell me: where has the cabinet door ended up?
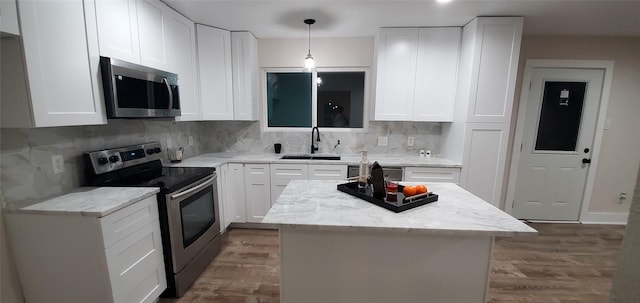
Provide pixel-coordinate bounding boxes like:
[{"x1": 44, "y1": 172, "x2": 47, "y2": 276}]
[
  {"x1": 460, "y1": 123, "x2": 509, "y2": 207},
  {"x1": 308, "y1": 164, "x2": 347, "y2": 180},
  {"x1": 227, "y1": 163, "x2": 247, "y2": 223},
  {"x1": 270, "y1": 164, "x2": 308, "y2": 204},
  {"x1": 105, "y1": 221, "x2": 166, "y2": 303},
  {"x1": 0, "y1": 0, "x2": 20, "y2": 35},
  {"x1": 217, "y1": 164, "x2": 229, "y2": 232},
  {"x1": 403, "y1": 167, "x2": 461, "y2": 184},
  {"x1": 94, "y1": 0, "x2": 140, "y2": 64},
  {"x1": 413, "y1": 27, "x2": 460, "y2": 122},
  {"x1": 197, "y1": 25, "x2": 234, "y2": 120},
  {"x1": 136, "y1": 0, "x2": 167, "y2": 71},
  {"x1": 373, "y1": 28, "x2": 418, "y2": 121},
  {"x1": 467, "y1": 17, "x2": 523, "y2": 123},
  {"x1": 165, "y1": 8, "x2": 199, "y2": 121},
  {"x1": 231, "y1": 31, "x2": 259, "y2": 121},
  {"x1": 17, "y1": 0, "x2": 106, "y2": 127},
  {"x1": 244, "y1": 164, "x2": 271, "y2": 223}
]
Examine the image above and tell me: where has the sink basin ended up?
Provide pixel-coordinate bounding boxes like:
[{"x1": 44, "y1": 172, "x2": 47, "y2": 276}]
[{"x1": 280, "y1": 154, "x2": 341, "y2": 160}]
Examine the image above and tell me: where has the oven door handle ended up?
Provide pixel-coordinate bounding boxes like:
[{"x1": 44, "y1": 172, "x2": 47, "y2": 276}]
[{"x1": 169, "y1": 175, "x2": 215, "y2": 200}]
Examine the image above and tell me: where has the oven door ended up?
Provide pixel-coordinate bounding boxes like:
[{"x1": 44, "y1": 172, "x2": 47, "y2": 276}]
[{"x1": 166, "y1": 173, "x2": 220, "y2": 273}]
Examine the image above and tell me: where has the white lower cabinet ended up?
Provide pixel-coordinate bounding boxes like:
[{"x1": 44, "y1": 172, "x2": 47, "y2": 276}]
[
  {"x1": 227, "y1": 163, "x2": 247, "y2": 223},
  {"x1": 244, "y1": 164, "x2": 271, "y2": 223},
  {"x1": 309, "y1": 164, "x2": 348, "y2": 180},
  {"x1": 403, "y1": 167, "x2": 461, "y2": 184},
  {"x1": 270, "y1": 164, "x2": 309, "y2": 205},
  {"x1": 4, "y1": 195, "x2": 166, "y2": 303},
  {"x1": 217, "y1": 164, "x2": 229, "y2": 232},
  {"x1": 216, "y1": 163, "x2": 348, "y2": 225}
]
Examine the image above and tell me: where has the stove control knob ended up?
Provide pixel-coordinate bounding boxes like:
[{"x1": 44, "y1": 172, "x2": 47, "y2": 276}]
[
  {"x1": 154, "y1": 147, "x2": 161, "y2": 153},
  {"x1": 98, "y1": 157, "x2": 109, "y2": 165},
  {"x1": 108, "y1": 155, "x2": 119, "y2": 163},
  {"x1": 146, "y1": 148, "x2": 154, "y2": 155}
]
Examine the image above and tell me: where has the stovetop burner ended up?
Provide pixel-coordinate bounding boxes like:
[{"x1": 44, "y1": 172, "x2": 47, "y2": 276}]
[{"x1": 84, "y1": 142, "x2": 214, "y2": 192}]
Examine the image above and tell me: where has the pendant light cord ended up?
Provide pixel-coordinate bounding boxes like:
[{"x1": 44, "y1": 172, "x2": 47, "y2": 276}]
[{"x1": 307, "y1": 23, "x2": 311, "y2": 55}]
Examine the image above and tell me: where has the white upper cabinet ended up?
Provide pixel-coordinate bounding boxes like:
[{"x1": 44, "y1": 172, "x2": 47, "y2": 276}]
[
  {"x1": 0, "y1": 0, "x2": 106, "y2": 128},
  {"x1": 136, "y1": 0, "x2": 168, "y2": 71},
  {"x1": 412, "y1": 28, "x2": 461, "y2": 122},
  {"x1": 196, "y1": 24, "x2": 234, "y2": 120},
  {"x1": 94, "y1": 0, "x2": 140, "y2": 64},
  {"x1": 231, "y1": 31, "x2": 259, "y2": 121},
  {"x1": 374, "y1": 27, "x2": 461, "y2": 122},
  {"x1": 1, "y1": 0, "x2": 20, "y2": 35},
  {"x1": 466, "y1": 17, "x2": 523, "y2": 123},
  {"x1": 165, "y1": 8, "x2": 199, "y2": 121},
  {"x1": 373, "y1": 28, "x2": 418, "y2": 121}
]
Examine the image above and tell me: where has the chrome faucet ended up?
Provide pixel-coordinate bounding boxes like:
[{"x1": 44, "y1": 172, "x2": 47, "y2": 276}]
[{"x1": 311, "y1": 126, "x2": 320, "y2": 154}]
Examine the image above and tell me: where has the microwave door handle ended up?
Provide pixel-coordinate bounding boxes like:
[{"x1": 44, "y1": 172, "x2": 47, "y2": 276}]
[
  {"x1": 169, "y1": 175, "x2": 215, "y2": 200},
  {"x1": 162, "y1": 77, "x2": 174, "y2": 110}
]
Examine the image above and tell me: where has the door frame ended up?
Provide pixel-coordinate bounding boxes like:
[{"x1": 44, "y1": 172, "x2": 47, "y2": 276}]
[{"x1": 505, "y1": 59, "x2": 614, "y2": 222}]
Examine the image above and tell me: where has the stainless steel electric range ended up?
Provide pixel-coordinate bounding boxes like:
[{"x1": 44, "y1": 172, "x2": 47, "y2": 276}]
[{"x1": 84, "y1": 142, "x2": 221, "y2": 297}]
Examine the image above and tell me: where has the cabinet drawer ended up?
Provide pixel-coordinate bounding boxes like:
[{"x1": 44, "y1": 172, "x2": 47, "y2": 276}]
[
  {"x1": 309, "y1": 164, "x2": 347, "y2": 180},
  {"x1": 106, "y1": 220, "x2": 165, "y2": 302},
  {"x1": 101, "y1": 195, "x2": 159, "y2": 248},
  {"x1": 270, "y1": 164, "x2": 308, "y2": 180},
  {"x1": 403, "y1": 167, "x2": 461, "y2": 184}
]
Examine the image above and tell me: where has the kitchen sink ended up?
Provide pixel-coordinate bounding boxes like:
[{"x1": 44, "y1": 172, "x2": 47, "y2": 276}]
[{"x1": 280, "y1": 154, "x2": 341, "y2": 160}]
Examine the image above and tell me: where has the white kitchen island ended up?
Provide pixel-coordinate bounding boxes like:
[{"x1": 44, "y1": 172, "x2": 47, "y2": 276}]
[{"x1": 262, "y1": 180, "x2": 537, "y2": 303}]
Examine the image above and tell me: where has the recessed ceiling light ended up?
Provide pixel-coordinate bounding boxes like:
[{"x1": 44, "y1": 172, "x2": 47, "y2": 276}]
[{"x1": 437, "y1": 0, "x2": 452, "y2": 3}]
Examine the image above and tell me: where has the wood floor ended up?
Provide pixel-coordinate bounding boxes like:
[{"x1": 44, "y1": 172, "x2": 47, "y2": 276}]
[{"x1": 159, "y1": 223, "x2": 625, "y2": 303}]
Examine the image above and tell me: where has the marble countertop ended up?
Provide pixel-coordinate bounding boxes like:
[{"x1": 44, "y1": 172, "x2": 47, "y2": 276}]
[
  {"x1": 4, "y1": 187, "x2": 160, "y2": 218},
  {"x1": 168, "y1": 152, "x2": 461, "y2": 168},
  {"x1": 262, "y1": 180, "x2": 537, "y2": 237}
]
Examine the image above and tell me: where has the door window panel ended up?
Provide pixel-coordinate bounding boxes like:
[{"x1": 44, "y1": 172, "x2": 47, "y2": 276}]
[{"x1": 534, "y1": 81, "x2": 587, "y2": 151}]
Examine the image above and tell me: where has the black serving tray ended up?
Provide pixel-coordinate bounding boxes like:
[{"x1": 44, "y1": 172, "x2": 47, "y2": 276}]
[{"x1": 337, "y1": 181, "x2": 438, "y2": 213}]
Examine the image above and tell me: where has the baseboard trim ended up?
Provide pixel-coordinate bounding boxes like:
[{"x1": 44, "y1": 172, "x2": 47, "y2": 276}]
[{"x1": 580, "y1": 212, "x2": 629, "y2": 225}]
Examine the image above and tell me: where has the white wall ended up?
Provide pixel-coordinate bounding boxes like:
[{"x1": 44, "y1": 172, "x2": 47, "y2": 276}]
[
  {"x1": 258, "y1": 37, "x2": 373, "y2": 68},
  {"x1": 509, "y1": 36, "x2": 640, "y2": 214}
]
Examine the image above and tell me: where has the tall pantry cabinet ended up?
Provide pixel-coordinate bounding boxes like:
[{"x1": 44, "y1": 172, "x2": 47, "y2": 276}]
[{"x1": 441, "y1": 17, "x2": 524, "y2": 208}]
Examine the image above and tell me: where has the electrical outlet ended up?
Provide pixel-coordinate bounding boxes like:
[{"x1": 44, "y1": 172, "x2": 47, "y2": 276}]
[
  {"x1": 189, "y1": 136, "x2": 194, "y2": 146},
  {"x1": 407, "y1": 137, "x2": 415, "y2": 147},
  {"x1": 617, "y1": 192, "x2": 627, "y2": 204},
  {"x1": 377, "y1": 136, "x2": 388, "y2": 146},
  {"x1": 51, "y1": 155, "x2": 65, "y2": 174}
]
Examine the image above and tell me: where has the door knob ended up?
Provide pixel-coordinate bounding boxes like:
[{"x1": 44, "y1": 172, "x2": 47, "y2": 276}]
[{"x1": 582, "y1": 158, "x2": 591, "y2": 164}]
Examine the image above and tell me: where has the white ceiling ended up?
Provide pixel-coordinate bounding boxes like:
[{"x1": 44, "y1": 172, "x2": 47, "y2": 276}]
[{"x1": 163, "y1": 0, "x2": 640, "y2": 38}]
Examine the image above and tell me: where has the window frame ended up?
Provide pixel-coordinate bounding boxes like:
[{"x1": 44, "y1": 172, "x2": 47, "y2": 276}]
[{"x1": 260, "y1": 67, "x2": 370, "y2": 133}]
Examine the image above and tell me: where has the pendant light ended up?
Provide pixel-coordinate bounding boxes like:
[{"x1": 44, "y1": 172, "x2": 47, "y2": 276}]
[{"x1": 303, "y1": 19, "x2": 316, "y2": 72}]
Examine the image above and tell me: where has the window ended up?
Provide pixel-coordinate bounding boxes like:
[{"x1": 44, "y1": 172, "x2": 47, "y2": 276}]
[{"x1": 265, "y1": 69, "x2": 367, "y2": 130}]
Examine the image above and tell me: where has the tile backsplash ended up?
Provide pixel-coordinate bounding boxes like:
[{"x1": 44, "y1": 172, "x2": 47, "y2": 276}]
[
  {"x1": 1, "y1": 119, "x2": 441, "y2": 208},
  {"x1": 205, "y1": 121, "x2": 441, "y2": 155},
  {"x1": 0, "y1": 120, "x2": 210, "y2": 209}
]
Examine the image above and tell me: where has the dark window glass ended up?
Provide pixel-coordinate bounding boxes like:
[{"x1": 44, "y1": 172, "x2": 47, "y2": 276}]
[
  {"x1": 317, "y1": 72, "x2": 365, "y2": 128},
  {"x1": 266, "y1": 73, "x2": 312, "y2": 127},
  {"x1": 535, "y1": 81, "x2": 587, "y2": 151}
]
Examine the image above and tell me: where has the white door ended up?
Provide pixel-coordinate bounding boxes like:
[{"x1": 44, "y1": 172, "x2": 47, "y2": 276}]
[{"x1": 512, "y1": 68, "x2": 604, "y2": 220}]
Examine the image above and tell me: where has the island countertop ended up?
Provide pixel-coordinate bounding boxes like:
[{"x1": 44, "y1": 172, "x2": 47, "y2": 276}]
[{"x1": 262, "y1": 180, "x2": 537, "y2": 237}]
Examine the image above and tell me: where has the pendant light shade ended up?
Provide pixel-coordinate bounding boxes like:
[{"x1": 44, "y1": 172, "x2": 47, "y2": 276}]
[{"x1": 303, "y1": 19, "x2": 316, "y2": 72}]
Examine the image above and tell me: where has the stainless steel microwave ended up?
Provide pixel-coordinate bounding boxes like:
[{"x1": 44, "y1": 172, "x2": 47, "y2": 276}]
[{"x1": 100, "y1": 57, "x2": 180, "y2": 118}]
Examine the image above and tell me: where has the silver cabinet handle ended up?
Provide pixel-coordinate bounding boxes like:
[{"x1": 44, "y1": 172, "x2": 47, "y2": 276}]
[
  {"x1": 169, "y1": 175, "x2": 215, "y2": 200},
  {"x1": 162, "y1": 77, "x2": 174, "y2": 111}
]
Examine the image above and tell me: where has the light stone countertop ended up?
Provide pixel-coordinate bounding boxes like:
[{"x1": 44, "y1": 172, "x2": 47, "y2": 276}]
[
  {"x1": 262, "y1": 180, "x2": 537, "y2": 237},
  {"x1": 168, "y1": 152, "x2": 462, "y2": 168},
  {"x1": 4, "y1": 187, "x2": 160, "y2": 217}
]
